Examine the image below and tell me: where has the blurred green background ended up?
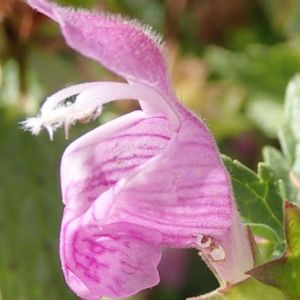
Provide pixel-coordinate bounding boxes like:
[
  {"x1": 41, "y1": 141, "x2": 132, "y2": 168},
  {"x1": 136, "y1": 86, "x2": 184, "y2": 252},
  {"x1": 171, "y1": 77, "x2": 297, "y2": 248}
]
[{"x1": 1, "y1": 0, "x2": 300, "y2": 299}]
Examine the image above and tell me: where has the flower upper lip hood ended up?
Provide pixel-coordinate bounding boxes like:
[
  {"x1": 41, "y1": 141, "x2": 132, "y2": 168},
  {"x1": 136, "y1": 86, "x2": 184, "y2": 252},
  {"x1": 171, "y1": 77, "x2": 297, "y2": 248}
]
[{"x1": 24, "y1": 1, "x2": 254, "y2": 299}]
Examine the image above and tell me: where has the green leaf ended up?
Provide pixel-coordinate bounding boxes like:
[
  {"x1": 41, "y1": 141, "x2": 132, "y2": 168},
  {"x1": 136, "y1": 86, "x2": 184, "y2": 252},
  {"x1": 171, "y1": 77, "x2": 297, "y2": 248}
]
[
  {"x1": 249, "y1": 202, "x2": 300, "y2": 300},
  {"x1": 250, "y1": 224, "x2": 283, "y2": 264},
  {"x1": 222, "y1": 155, "x2": 284, "y2": 247},
  {"x1": 187, "y1": 278, "x2": 284, "y2": 300}
]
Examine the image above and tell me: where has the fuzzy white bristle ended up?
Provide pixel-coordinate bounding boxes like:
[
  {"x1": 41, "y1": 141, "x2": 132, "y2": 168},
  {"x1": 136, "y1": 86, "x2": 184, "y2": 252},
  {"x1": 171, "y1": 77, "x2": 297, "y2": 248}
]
[
  {"x1": 21, "y1": 81, "x2": 180, "y2": 140},
  {"x1": 20, "y1": 82, "x2": 105, "y2": 140},
  {"x1": 21, "y1": 102, "x2": 102, "y2": 140},
  {"x1": 20, "y1": 117, "x2": 44, "y2": 136}
]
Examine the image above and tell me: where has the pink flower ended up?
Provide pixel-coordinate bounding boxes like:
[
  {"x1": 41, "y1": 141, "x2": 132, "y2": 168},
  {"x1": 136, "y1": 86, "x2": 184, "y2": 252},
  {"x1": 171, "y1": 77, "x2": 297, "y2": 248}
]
[{"x1": 24, "y1": 1, "x2": 254, "y2": 299}]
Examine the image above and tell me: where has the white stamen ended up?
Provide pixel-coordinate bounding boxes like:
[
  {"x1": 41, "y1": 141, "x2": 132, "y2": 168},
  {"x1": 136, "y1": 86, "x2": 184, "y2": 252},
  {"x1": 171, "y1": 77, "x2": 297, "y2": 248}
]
[
  {"x1": 21, "y1": 97, "x2": 102, "y2": 139},
  {"x1": 22, "y1": 81, "x2": 180, "y2": 139},
  {"x1": 41, "y1": 82, "x2": 101, "y2": 114},
  {"x1": 21, "y1": 82, "x2": 102, "y2": 139},
  {"x1": 20, "y1": 117, "x2": 44, "y2": 136}
]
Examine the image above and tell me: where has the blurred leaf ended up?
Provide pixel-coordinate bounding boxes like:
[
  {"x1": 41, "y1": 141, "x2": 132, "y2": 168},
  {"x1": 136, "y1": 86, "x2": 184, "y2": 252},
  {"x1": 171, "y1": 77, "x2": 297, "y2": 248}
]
[
  {"x1": 249, "y1": 202, "x2": 300, "y2": 299},
  {"x1": 277, "y1": 124, "x2": 296, "y2": 165},
  {"x1": 282, "y1": 75, "x2": 300, "y2": 177},
  {"x1": 206, "y1": 44, "x2": 300, "y2": 102},
  {"x1": 204, "y1": 84, "x2": 251, "y2": 140},
  {"x1": 107, "y1": 0, "x2": 165, "y2": 31},
  {"x1": 263, "y1": 147, "x2": 289, "y2": 179},
  {"x1": 187, "y1": 278, "x2": 284, "y2": 300},
  {"x1": 169, "y1": 52, "x2": 251, "y2": 141},
  {"x1": 262, "y1": 0, "x2": 300, "y2": 37},
  {"x1": 205, "y1": 43, "x2": 300, "y2": 137},
  {"x1": 57, "y1": 0, "x2": 97, "y2": 7},
  {"x1": 0, "y1": 60, "x2": 20, "y2": 106},
  {"x1": 250, "y1": 224, "x2": 282, "y2": 263},
  {"x1": 263, "y1": 146, "x2": 299, "y2": 204},
  {"x1": 246, "y1": 99, "x2": 283, "y2": 138},
  {"x1": 266, "y1": 75, "x2": 300, "y2": 205},
  {"x1": 29, "y1": 50, "x2": 85, "y2": 93},
  {"x1": 222, "y1": 155, "x2": 284, "y2": 252},
  {"x1": 27, "y1": 48, "x2": 114, "y2": 117},
  {"x1": 0, "y1": 111, "x2": 77, "y2": 300}
]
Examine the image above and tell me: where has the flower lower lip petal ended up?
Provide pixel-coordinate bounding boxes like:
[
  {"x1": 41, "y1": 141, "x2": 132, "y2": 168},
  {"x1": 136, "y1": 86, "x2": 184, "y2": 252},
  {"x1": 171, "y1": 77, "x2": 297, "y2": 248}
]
[{"x1": 61, "y1": 219, "x2": 162, "y2": 300}]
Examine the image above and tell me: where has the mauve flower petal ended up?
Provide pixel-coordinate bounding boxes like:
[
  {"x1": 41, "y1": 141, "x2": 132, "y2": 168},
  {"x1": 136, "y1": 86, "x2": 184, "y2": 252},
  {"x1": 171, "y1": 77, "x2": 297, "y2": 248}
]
[
  {"x1": 60, "y1": 213, "x2": 162, "y2": 300},
  {"x1": 27, "y1": 0, "x2": 172, "y2": 97},
  {"x1": 93, "y1": 115, "x2": 232, "y2": 245},
  {"x1": 26, "y1": 0, "x2": 254, "y2": 293},
  {"x1": 61, "y1": 110, "x2": 171, "y2": 216},
  {"x1": 89, "y1": 109, "x2": 253, "y2": 283}
]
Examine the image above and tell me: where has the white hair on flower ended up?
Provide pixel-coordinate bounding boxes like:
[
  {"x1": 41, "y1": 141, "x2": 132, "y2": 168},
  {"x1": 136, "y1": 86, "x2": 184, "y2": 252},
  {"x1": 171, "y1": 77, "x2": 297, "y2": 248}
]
[
  {"x1": 62, "y1": 6, "x2": 165, "y2": 49},
  {"x1": 21, "y1": 82, "x2": 102, "y2": 140},
  {"x1": 21, "y1": 81, "x2": 180, "y2": 140}
]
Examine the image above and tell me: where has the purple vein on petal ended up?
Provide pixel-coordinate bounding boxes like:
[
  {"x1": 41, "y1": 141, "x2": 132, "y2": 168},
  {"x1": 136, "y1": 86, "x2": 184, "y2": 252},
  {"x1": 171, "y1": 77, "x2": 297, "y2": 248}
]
[{"x1": 107, "y1": 132, "x2": 170, "y2": 141}]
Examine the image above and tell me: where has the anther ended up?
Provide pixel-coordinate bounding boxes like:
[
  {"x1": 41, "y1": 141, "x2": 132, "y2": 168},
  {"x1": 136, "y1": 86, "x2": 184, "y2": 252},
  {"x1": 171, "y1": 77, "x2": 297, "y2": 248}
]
[
  {"x1": 210, "y1": 245, "x2": 226, "y2": 262},
  {"x1": 196, "y1": 234, "x2": 212, "y2": 249}
]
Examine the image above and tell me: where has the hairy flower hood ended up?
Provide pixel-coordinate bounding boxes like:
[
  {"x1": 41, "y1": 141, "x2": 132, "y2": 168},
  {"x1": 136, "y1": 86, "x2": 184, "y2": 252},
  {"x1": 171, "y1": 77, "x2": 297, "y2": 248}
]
[{"x1": 24, "y1": 1, "x2": 254, "y2": 299}]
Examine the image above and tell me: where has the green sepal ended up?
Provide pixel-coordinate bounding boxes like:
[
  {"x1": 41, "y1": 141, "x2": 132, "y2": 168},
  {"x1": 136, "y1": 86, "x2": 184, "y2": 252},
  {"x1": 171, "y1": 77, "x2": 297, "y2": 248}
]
[{"x1": 249, "y1": 202, "x2": 300, "y2": 300}]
